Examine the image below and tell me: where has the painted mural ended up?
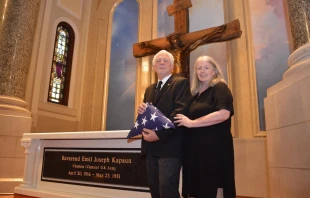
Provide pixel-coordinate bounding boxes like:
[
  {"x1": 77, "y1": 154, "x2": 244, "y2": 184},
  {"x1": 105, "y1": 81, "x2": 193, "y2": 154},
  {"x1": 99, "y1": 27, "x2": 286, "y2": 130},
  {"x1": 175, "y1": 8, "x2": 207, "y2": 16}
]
[
  {"x1": 249, "y1": 0, "x2": 291, "y2": 130},
  {"x1": 106, "y1": 0, "x2": 138, "y2": 130}
]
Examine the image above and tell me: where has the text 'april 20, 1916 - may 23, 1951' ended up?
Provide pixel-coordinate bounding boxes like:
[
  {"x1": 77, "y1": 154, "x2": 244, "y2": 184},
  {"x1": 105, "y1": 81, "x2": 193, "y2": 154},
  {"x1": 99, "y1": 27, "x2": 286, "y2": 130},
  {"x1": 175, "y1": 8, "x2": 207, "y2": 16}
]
[{"x1": 41, "y1": 148, "x2": 149, "y2": 191}]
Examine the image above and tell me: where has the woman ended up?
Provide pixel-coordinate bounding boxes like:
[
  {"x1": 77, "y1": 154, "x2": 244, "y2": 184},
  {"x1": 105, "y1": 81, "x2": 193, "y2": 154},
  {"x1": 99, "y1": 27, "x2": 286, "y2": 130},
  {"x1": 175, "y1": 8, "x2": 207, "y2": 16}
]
[{"x1": 174, "y1": 56, "x2": 236, "y2": 198}]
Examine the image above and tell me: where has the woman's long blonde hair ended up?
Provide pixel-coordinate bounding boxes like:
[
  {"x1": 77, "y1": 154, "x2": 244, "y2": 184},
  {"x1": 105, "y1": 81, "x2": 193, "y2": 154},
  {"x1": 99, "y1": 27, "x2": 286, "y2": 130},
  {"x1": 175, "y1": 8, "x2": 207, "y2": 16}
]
[{"x1": 191, "y1": 56, "x2": 227, "y2": 95}]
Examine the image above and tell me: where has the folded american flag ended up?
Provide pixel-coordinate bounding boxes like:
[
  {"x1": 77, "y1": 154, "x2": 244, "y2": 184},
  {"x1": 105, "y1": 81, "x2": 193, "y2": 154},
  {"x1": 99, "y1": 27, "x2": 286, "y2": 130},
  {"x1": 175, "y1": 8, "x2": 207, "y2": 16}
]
[{"x1": 127, "y1": 103, "x2": 175, "y2": 138}]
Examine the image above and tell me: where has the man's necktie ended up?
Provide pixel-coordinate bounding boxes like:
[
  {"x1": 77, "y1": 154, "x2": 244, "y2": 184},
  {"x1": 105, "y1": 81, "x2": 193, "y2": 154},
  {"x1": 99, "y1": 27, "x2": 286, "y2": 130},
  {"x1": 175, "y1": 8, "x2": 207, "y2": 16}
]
[{"x1": 154, "y1": 81, "x2": 163, "y2": 102}]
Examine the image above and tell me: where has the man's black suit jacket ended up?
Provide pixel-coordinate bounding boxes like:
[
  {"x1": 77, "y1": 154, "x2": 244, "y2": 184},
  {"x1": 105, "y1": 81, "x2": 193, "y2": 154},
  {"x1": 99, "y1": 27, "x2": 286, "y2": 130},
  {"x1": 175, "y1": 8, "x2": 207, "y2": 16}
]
[{"x1": 141, "y1": 75, "x2": 191, "y2": 158}]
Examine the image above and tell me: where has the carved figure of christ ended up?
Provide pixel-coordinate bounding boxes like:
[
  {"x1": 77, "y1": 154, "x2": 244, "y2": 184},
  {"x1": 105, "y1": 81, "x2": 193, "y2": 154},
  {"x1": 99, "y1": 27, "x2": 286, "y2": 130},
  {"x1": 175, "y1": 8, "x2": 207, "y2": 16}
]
[{"x1": 132, "y1": 0, "x2": 242, "y2": 78}]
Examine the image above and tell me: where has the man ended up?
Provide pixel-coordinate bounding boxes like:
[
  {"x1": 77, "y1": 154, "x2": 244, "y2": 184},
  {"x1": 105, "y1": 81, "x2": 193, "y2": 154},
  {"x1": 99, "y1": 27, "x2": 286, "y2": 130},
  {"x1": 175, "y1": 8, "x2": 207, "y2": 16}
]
[{"x1": 137, "y1": 50, "x2": 191, "y2": 198}]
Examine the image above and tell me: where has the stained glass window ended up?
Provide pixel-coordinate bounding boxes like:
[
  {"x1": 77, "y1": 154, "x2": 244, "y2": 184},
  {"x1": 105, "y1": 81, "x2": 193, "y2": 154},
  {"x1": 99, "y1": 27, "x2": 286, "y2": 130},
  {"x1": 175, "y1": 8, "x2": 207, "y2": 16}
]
[{"x1": 48, "y1": 22, "x2": 75, "y2": 105}]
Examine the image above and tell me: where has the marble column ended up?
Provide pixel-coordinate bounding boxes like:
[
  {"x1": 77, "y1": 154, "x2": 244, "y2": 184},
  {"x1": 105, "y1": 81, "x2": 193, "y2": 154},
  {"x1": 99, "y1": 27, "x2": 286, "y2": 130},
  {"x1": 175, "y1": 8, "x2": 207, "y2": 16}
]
[
  {"x1": 0, "y1": 0, "x2": 40, "y2": 193},
  {"x1": 264, "y1": 1, "x2": 310, "y2": 197},
  {"x1": 287, "y1": 0, "x2": 310, "y2": 50}
]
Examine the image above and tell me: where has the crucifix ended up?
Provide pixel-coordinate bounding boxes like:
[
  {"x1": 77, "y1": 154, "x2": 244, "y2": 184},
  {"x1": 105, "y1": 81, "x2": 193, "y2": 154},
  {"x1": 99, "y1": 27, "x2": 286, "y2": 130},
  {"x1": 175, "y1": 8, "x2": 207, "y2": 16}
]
[{"x1": 132, "y1": 0, "x2": 242, "y2": 78}]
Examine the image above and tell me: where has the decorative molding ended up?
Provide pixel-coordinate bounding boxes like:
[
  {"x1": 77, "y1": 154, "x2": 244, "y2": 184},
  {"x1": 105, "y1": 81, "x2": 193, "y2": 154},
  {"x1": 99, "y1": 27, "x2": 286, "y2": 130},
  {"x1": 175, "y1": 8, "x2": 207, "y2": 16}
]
[
  {"x1": 133, "y1": 0, "x2": 156, "y2": 120},
  {"x1": 0, "y1": 96, "x2": 28, "y2": 109},
  {"x1": 21, "y1": 139, "x2": 39, "y2": 154},
  {"x1": 284, "y1": 42, "x2": 310, "y2": 78},
  {"x1": 21, "y1": 139, "x2": 31, "y2": 153},
  {"x1": 20, "y1": 139, "x2": 40, "y2": 188},
  {"x1": 241, "y1": 0, "x2": 264, "y2": 137},
  {"x1": 0, "y1": 96, "x2": 31, "y2": 117},
  {"x1": 57, "y1": 0, "x2": 83, "y2": 20},
  {"x1": 224, "y1": 0, "x2": 264, "y2": 138},
  {"x1": 0, "y1": 178, "x2": 23, "y2": 182}
]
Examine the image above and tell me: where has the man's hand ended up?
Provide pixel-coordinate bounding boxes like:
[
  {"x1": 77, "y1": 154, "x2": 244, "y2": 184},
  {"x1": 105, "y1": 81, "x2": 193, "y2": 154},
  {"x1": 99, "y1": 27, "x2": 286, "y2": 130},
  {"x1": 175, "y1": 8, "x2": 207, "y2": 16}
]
[
  {"x1": 142, "y1": 128, "x2": 159, "y2": 142},
  {"x1": 138, "y1": 103, "x2": 147, "y2": 114}
]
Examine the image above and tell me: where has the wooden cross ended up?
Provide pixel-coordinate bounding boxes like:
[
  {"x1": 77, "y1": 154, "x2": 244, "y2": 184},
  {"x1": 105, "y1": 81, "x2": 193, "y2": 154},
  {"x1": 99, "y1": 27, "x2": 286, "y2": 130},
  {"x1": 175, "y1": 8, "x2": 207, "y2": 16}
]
[
  {"x1": 167, "y1": 0, "x2": 192, "y2": 34},
  {"x1": 132, "y1": 0, "x2": 242, "y2": 78}
]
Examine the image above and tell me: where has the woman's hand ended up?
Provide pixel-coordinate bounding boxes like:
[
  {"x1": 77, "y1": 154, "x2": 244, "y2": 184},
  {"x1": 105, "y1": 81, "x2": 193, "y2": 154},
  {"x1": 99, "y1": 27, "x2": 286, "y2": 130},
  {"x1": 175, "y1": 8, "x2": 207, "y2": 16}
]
[
  {"x1": 174, "y1": 114, "x2": 194, "y2": 128},
  {"x1": 138, "y1": 103, "x2": 147, "y2": 114}
]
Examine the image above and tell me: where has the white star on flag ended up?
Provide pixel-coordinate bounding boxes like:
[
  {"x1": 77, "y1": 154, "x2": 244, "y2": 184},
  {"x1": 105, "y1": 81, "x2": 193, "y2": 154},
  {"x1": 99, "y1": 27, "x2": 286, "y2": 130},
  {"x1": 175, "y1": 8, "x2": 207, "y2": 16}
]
[
  {"x1": 150, "y1": 112, "x2": 158, "y2": 122},
  {"x1": 127, "y1": 103, "x2": 175, "y2": 138},
  {"x1": 163, "y1": 123, "x2": 171, "y2": 129},
  {"x1": 134, "y1": 121, "x2": 139, "y2": 129},
  {"x1": 142, "y1": 116, "x2": 148, "y2": 125}
]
